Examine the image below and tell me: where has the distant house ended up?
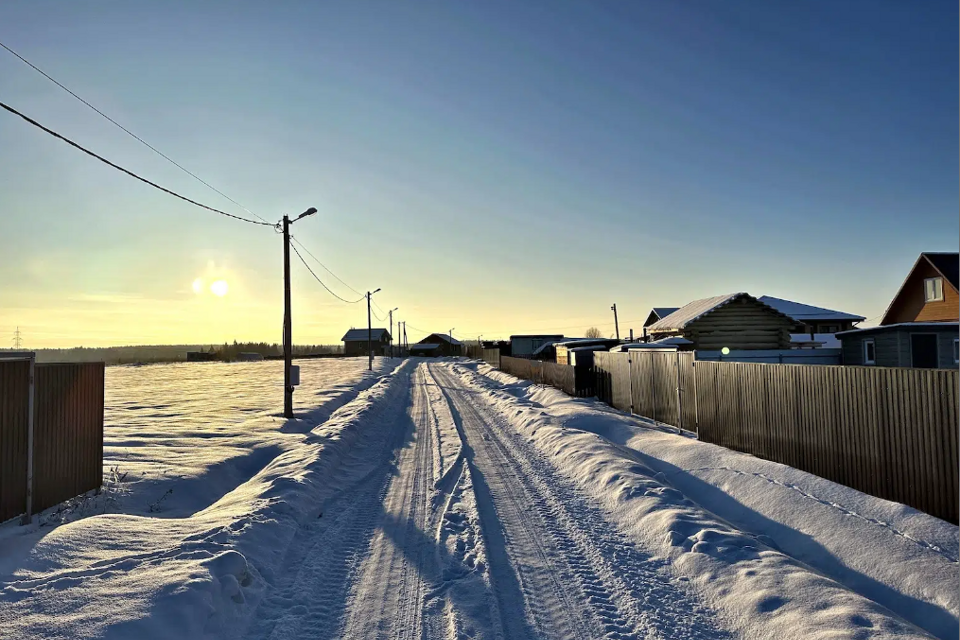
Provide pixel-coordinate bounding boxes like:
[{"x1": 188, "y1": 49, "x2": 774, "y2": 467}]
[
  {"x1": 646, "y1": 293, "x2": 795, "y2": 350},
  {"x1": 837, "y1": 252, "x2": 959, "y2": 369},
  {"x1": 642, "y1": 307, "x2": 679, "y2": 341},
  {"x1": 510, "y1": 334, "x2": 564, "y2": 358},
  {"x1": 416, "y1": 333, "x2": 462, "y2": 357},
  {"x1": 342, "y1": 328, "x2": 391, "y2": 357},
  {"x1": 553, "y1": 339, "x2": 620, "y2": 365},
  {"x1": 409, "y1": 343, "x2": 443, "y2": 357}
]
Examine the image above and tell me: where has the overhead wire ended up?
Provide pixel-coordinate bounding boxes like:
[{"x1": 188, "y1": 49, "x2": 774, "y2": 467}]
[
  {"x1": 290, "y1": 243, "x2": 365, "y2": 304},
  {"x1": 0, "y1": 40, "x2": 271, "y2": 226},
  {"x1": 290, "y1": 236, "x2": 365, "y2": 297},
  {"x1": 0, "y1": 100, "x2": 275, "y2": 227}
]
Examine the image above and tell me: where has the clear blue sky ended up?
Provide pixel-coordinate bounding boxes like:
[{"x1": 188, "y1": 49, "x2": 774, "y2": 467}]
[{"x1": 1, "y1": 1, "x2": 956, "y2": 346}]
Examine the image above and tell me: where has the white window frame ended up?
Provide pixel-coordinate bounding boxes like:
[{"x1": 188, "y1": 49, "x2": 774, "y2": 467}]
[
  {"x1": 954, "y1": 338, "x2": 959, "y2": 364},
  {"x1": 924, "y1": 277, "x2": 944, "y2": 302},
  {"x1": 863, "y1": 338, "x2": 876, "y2": 365}
]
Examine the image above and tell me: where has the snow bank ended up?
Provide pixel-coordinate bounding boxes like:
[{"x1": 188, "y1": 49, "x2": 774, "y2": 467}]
[
  {"x1": 455, "y1": 362, "x2": 958, "y2": 640},
  {"x1": 0, "y1": 358, "x2": 408, "y2": 639}
]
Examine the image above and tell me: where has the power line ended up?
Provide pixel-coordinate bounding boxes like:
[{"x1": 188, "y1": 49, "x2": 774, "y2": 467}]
[
  {"x1": 289, "y1": 242, "x2": 365, "y2": 303},
  {"x1": 0, "y1": 100, "x2": 275, "y2": 227},
  {"x1": 0, "y1": 40, "x2": 271, "y2": 226},
  {"x1": 289, "y1": 236, "x2": 364, "y2": 297}
]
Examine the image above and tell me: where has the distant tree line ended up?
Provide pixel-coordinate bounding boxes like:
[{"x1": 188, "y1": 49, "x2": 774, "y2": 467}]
[{"x1": 2, "y1": 342, "x2": 343, "y2": 365}]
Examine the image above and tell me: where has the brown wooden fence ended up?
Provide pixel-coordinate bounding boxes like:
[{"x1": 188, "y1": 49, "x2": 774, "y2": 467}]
[
  {"x1": 694, "y1": 361, "x2": 959, "y2": 524},
  {"x1": 0, "y1": 360, "x2": 104, "y2": 523}
]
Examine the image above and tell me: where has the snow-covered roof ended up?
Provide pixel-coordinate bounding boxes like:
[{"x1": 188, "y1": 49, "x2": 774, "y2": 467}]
[
  {"x1": 532, "y1": 338, "x2": 584, "y2": 356},
  {"x1": 610, "y1": 336, "x2": 694, "y2": 351},
  {"x1": 423, "y1": 333, "x2": 462, "y2": 345},
  {"x1": 342, "y1": 328, "x2": 390, "y2": 342},
  {"x1": 758, "y1": 296, "x2": 865, "y2": 322},
  {"x1": 568, "y1": 345, "x2": 611, "y2": 352},
  {"x1": 836, "y1": 322, "x2": 959, "y2": 337},
  {"x1": 648, "y1": 293, "x2": 789, "y2": 332},
  {"x1": 410, "y1": 343, "x2": 441, "y2": 350}
]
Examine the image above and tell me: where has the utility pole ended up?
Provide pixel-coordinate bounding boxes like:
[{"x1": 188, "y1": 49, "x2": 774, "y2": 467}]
[
  {"x1": 282, "y1": 207, "x2": 317, "y2": 419},
  {"x1": 366, "y1": 288, "x2": 381, "y2": 370},
  {"x1": 449, "y1": 328, "x2": 455, "y2": 356},
  {"x1": 611, "y1": 303, "x2": 620, "y2": 340},
  {"x1": 12, "y1": 326, "x2": 22, "y2": 349},
  {"x1": 388, "y1": 307, "x2": 398, "y2": 357},
  {"x1": 403, "y1": 322, "x2": 407, "y2": 350}
]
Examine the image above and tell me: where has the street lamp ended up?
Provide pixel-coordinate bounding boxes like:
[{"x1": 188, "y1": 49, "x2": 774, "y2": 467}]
[{"x1": 282, "y1": 207, "x2": 317, "y2": 419}]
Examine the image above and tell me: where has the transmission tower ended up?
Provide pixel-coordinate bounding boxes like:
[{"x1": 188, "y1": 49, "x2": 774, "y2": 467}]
[{"x1": 12, "y1": 326, "x2": 22, "y2": 349}]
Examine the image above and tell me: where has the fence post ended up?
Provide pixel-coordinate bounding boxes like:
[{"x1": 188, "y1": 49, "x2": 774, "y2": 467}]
[
  {"x1": 693, "y1": 360, "x2": 699, "y2": 439},
  {"x1": 676, "y1": 352, "x2": 683, "y2": 434},
  {"x1": 650, "y1": 354, "x2": 658, "y2": 425},
  {"x1": 627, "y1": 355, "x2": 634, "y2": 414}
]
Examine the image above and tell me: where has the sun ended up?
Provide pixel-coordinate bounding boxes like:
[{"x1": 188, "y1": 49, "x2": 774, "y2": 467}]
[{"x1": 210, "y1": 280, "x2": 229, "y2": 297}]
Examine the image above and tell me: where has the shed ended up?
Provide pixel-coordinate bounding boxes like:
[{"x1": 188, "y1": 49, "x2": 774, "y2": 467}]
[
  {"x1": 554, "y1": 339, "x2": 621, "y2": 365},
  {"x1": 342, "y1": 328, "x2": 391, "y2": 357},
  {"x1": 836, "y1": 322, "x2": 958, "y2": 369},
  {"x1": 646, "y1": 293, "x2": 795, "y2": 350}
]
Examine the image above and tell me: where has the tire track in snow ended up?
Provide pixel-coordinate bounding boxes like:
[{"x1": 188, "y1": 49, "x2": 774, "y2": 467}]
[{"x1": 432, "y1": 362, "x2": 732, "y2": 640}]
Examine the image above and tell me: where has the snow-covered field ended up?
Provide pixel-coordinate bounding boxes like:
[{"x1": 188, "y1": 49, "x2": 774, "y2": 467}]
[{"x1": 0, "y1": 358, "x2": 956, "y2": 639}]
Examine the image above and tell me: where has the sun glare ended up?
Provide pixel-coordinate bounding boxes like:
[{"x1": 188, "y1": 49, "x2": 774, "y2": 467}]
[
  {"x1": 210, "y1": 280, "x2": 229, "y2": 297},
  {"x1": 192, "y1": 278, "x2": 203, "y2": 294}
]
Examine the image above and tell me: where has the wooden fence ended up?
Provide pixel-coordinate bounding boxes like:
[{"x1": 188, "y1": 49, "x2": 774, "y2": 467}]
[
  {"x1": 500, "y1": 356, "x2": 577, "y2": 397},
  {"x1": 0, "y1": 360, "x2": 104, "y2": 523},
  {"x1": 694, "y1": 361, "x2": 959, "y2": 524}
]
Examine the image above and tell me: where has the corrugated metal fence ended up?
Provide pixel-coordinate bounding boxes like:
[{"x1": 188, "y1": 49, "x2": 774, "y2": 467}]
[
  {"x1": 694, "y1": 361, "x2": 958, "y2": 524},
  {"x1": 0, "y1": 360, "x2": 104, "y2": 523},
  {"x1": 497, "y1": 350, "x2": 958, "y2": 523}
]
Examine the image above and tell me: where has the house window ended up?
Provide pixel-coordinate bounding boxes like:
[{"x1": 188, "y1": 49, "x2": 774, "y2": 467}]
[
  {"x1": 820, "y1": 324, "x2": 840, "y2": 334},
  {"x1": 863, "y1": 338, "x2": 876, "y2": 365},
  {"x1": 924, "y1": 277, "x2": 944, "y2": 302},
  {"x1": 954, "y1": 338, "x2": 959, "y2": 364}
]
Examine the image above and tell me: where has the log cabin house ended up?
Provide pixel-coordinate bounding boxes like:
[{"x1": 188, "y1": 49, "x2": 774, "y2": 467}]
[{"x1": 645, "y1": 293, "x2": 795, "y2": 350}]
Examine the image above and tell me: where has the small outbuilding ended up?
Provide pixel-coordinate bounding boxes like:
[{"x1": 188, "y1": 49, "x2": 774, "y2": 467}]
[
  {"x1": 646, "y1": 293, "x2": 795, "y2": 350},
  {"x1": 342, "y1": 328, "x2": 391, "y2": 357}
]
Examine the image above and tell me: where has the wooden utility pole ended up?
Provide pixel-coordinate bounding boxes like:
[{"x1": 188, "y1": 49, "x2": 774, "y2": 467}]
[
  {"x1": 611, "y1": 303, "x2": 620, "y2": 340},
  {"x1": 366, "y1": 288, "x2": 381, "y2": 370},
  {"x1": 283, "y1": 215, "x2": 293, "y2": 418},
  {"x1": 282, "y1": 207, "x2": 317, "y2": 419}
]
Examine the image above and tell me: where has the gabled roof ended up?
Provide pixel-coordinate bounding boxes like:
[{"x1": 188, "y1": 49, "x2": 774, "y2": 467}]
[
  {"x1": 758, "y1": 296, "x2": 865, "y2": 323},
  {"x1": 643, "y1": 307, "x2": 679, "y2": 328},
  {"x1": 648, "y1": 292, "x2": 794, "y2": 333},
  {"x1": 880, "y1": 252, "x2": 960, "y2": 325},
  {"x1": 423, "y1": 333, "x2": 462, "y2": 345},
  {"x1": 342, "y1": 328, "x2": 390, "y2": 342}
]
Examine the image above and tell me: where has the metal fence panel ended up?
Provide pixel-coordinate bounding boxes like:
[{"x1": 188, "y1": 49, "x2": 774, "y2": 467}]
[
  {"x1": 0, "y1": 360, "x2": 30, "y2": 522},
  {"x1": 694, "y1": 361, "x2": 958, "y2": 524},
  {"x1": 594, "y1": 352, "x2": 631, "y2": 412},
  {"x1": 32, "y1": 363, "x2": 104, "y2": 514}
]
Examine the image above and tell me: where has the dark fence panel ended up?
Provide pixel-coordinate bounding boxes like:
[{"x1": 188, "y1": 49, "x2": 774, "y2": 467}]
[
  {"x1": 694, "y1": 361, "x2": 959, "y2": 524},
  {"x1": 32, "y1": 363, "x2": 105, "y2": 513},
  {"x1": 594, "y1": 352, "x2": 631, "y2": 412},
  {"x1": 0, "y1": 360, "x2": 30, "y2": 523}
]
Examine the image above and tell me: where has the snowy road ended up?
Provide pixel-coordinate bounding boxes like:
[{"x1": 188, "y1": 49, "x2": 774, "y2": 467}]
[{"x1": 244, "y1": 362, "x2": 731, "y2": 639}]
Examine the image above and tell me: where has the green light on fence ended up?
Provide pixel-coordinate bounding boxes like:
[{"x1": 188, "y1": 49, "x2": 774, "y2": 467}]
[{"x1": 721, "y1": 347, "x2": 730, "y2": 355}]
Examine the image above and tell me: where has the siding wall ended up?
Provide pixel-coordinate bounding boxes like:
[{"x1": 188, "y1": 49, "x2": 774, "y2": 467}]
[
  {"x1": 681, "y1": 298, "x2": 793, "y2": 350},
  {"x1": 842, "y1": 328, "x2": 959, "y2": 369},
  {"x1": 884, "y1": 260, "x2": 959, "y2": 324}
]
